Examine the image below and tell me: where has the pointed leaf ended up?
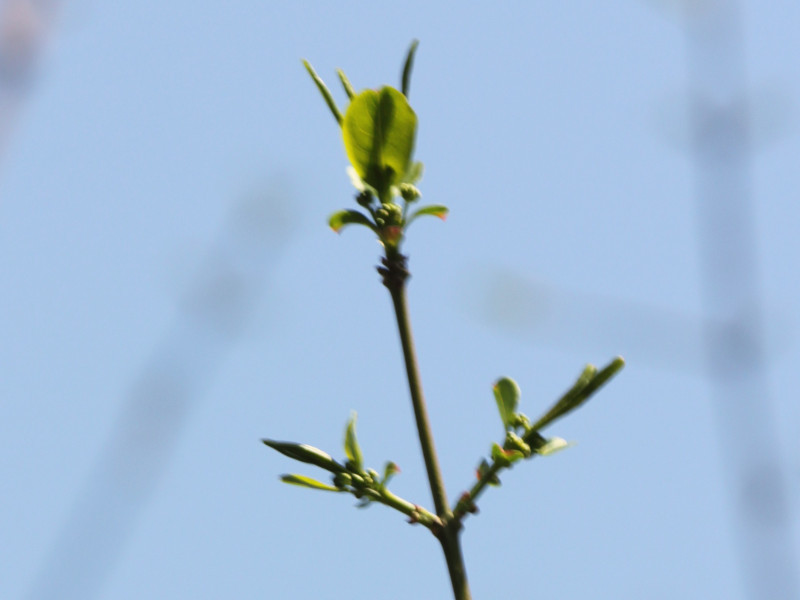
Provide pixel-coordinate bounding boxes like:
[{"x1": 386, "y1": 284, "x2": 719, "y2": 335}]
[
  {"x1": 343, "y1": 87, "x2": 417, "y2": 201},
  {"x1": 263, "y1": 439, "x2": 346, "y2": 473},
  {"x1": 493, "y1": 377, "x2": 520, "y2": 431},
  {"x1": 407, "y1": 204, "x2": 448, "y2": 225},
  {"x1": 328, "y1": 209, "x2": 375, "y2": 233},
  {"x1": 344, "y1": 412, "x2": 363, "y2": 472},
  {"x1": 381, "y1": 461, "x2": 400, "y2": 488},
  {"x1": 302, "y1": 60, "x2": 342, "y2": 126},
  {"x1": 281, "y1": 474, "x2": 343, "y2": 492},
  {"x1": 337, "y1": 69, "x2": 356, "y2": 100},
  {"x1": 401, "y1": 39, "x2": 419, "y2": 98}
]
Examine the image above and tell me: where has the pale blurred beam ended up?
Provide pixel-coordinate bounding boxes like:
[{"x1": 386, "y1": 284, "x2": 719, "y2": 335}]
[
  {"x1": 683, "y1": 1, "x2": 799, "y2": 598},
  {"x1": 26, "y1": 186, "x2": 295, "y2": 600}
]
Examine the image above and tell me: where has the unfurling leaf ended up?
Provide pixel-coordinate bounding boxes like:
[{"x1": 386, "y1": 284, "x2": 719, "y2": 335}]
[
  {"x1": 263, "y1": 439, "x2": 346, "y2": 473},
  {"x1": 493, "y1": 377, "x2": 520, "y2": 431},
  {"x1": 281, "y1": 474, "x2": 343, "y2": 492},
  {"x1": 344, "y1": 412, "x2": 364, "y2": 472},
  {"x1": 302, "y1": 60, "x2": 343, "y2": 126},
  {"x1": 381, "y1": 461, "x2": 400, "y2": 488}
]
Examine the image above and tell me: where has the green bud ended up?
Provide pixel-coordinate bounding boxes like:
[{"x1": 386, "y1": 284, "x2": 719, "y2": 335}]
[
  {"x1": 374, "y1": 203, "x2": 403, "y2": 228},
  {"x1": 333, "y1": 472, "x2": 352, "y2": 489},
  {"x1": 262, "y1": 439, "x2": 346, "y2": 473},
  {"x1": 504, "y1": 431, "x2": 531, "y2": 457},
  {"x1": 399, "y1": 183, "x2": 421, "y2": 203}
]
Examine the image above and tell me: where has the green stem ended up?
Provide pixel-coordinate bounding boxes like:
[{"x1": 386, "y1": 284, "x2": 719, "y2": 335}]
[{"x1": 380, "y1": 250, "x2": 472, "y2": 600}]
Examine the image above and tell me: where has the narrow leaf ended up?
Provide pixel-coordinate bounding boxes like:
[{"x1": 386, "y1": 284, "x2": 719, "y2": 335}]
[
  {"x1": 493, "y1": 377, "x2": 520, "y2": 431},
  {"x1": 336, "y1": 69, "x2": 356, "y2": 100},
  {"x1": 344, "y1": 412, "x2": 363, "y2": 471},
  {"x1": 263, "y1": 439, "x2": 346, "y2": 473},
  {"x1": 302, "y1": 60, "x2": 343, "y2": 126},
  {"x1": 281, "y1": 474, "x2": 342, "y2": 492},
  {"x1": 529, "y1": 364, "x2": 596, "y2": 432},
  {"x1": 328, "y1": 209, "x2": 375, "y2": 233},
  {"x1": 401, "y1": 39, "x2": 419, "y2": 98}
]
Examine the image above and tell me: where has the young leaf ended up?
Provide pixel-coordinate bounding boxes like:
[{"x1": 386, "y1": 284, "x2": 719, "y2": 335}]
[
  {"x1": 401, "y1": 39, "x2": 419, "y2": 98},
  {"x1": 281, "y1": 474, "x2": 343, "y2": 492},
  {"x1": 302, "y1": 60, "x2": 343, "y2": 126},
  {"x1": 344, "y1": 412, "x2": 364, "y2": 472},
  {"x1": 263, "y1": 440, "x2": 346, "y2": 473},
  {"x1": 535, "y1": 437, "x2": 572, "y2": 456},
  {"x1": 328, "y1": 209, "x2": 375, "y2": 233},
  {"x1": 381, "y1": 461, "x2": 400, "y2": 488},
  {"x1": 342, "y1": 87, "x2": 417, "y2": 201},
  {"x1": 407, "y1": 204, "x2": 448, "y2": 226},
  {"x1": 337, "y1": 68, "x2": 356, "y2": 100},
  {"x1": 493, "y1": 377, "x2": 520, "y2": 431},
  {"x1": 490, "y1": 442, "x2": 523, "y2": 467}
]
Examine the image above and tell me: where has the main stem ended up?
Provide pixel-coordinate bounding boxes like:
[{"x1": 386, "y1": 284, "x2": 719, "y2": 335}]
[{"x1": 380, "y1": 250, "x2": 472, "y2": 600}]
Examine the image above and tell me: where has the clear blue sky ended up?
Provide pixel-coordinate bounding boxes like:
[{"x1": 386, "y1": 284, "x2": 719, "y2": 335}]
[{"x1": 1, "y1": 1, "x2": 799, "y2": 599}]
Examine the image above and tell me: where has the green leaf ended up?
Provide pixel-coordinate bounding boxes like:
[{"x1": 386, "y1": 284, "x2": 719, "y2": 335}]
[
  {"x1": 342, "y1": 87, "x2": 417, "y2": 202},
  {"x1": 344, "y1": 412, "x2": 363, "y2": 472},
  {"x1": 337, "y1": 69, "x2": 356, "y2": 100},
  {"x1": 493, "y1": 377, "x2": 520, "y2": 431},
  {"x1": 407, "y1": 204, "x2": 448, "y2": 226},
  {"x1": 328, "y1": 209, "x2": 375, "y2": 233},
  {"x1": 535, "y1": 437, "x2": 572, "y2": 456},
  {"x1": 490, "y1": 442, "x2": 523, "y2": 467},
  {"x1": 381, "y1": 461, "x2": 400, "y2": 488},
  {"x1": 263, "y1": 439, "x2": 346, "y2": 473},
  {"x1": 281, "y1": 474, "x2": 343, "y2": 492},
  {"x1": 302, "y1": 60, "x2": 342, "y2": 126},
  {"x1": 401, "y1": 39, "x2": 419, "y2": 98}
]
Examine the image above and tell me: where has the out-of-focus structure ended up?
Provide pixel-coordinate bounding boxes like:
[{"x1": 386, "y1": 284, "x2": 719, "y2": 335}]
[
  {"x1": 0, "y1": 0, "x2": 57, "y2": 168},
  {"x1": 683, "y1": 1, "x2": 797, "y2": 598},
  {"x1": 25, "y1": 185, "x2": 296, "y2": 600},
  {"x1": 478, "y1": 1, "x2": 798, "y2": 598}
]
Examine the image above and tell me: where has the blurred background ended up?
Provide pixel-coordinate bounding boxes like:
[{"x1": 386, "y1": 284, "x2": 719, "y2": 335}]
[{"x1": 1, "y1": 1, "x2": 798, "y2": 599}]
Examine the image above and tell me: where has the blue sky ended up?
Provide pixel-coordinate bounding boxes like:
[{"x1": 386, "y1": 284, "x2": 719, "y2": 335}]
[{"x1": 1, "y1": 1, "x2": 799, "y2": 599}]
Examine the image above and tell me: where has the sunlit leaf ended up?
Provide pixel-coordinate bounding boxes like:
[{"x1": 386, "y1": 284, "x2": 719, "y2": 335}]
[
  {"x1": 343, "y1": 87, "x2": 417, "y2": 201},
  {"x1": 407, "y1": 205, "x2": 448, "y2": 225},
  {"x1": 535, "y1": 437, "x2": 572, "y2": 456},
  {"x1": 302, "y1": 60, "x2": 342, "y2": 126},
  {"x1": 263, "y1": 439, "x2": 346, "y2": 473},
  {"x1": 493, "y1": 377, "x2": 520, "y2": 431},
  {"x1": 280, "y1": 474, "x2": 342, "y2": 492},
  {"x1": 344, "y1": 412, "x2": 363, "y2": 471},
  {"x1": 328, "y1": 209, "x2": 375, "y2": 233}
]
